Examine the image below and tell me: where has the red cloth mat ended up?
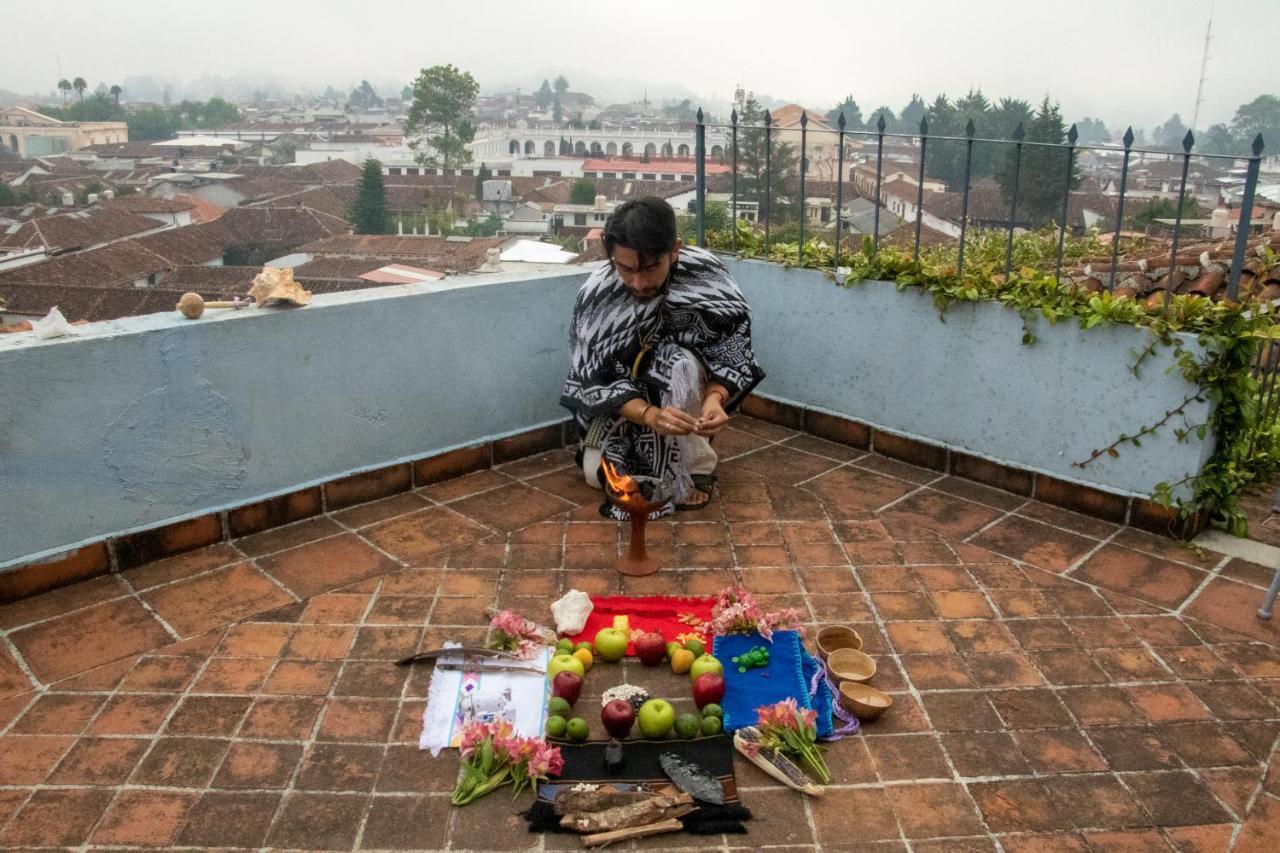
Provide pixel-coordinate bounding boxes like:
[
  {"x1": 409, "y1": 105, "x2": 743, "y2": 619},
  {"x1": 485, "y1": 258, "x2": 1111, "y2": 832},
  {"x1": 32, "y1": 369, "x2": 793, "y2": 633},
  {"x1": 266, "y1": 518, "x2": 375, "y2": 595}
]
[{"x1": 567, "y1": 595, "x2": 714, "y2": 654}]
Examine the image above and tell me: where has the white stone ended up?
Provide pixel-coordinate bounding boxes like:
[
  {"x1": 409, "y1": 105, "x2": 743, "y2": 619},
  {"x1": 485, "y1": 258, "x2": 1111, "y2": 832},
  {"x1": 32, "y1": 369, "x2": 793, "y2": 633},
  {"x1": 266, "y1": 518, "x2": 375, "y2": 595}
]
[{"x1": 550, "y1": 589, "x2": 593, "y2": 635}]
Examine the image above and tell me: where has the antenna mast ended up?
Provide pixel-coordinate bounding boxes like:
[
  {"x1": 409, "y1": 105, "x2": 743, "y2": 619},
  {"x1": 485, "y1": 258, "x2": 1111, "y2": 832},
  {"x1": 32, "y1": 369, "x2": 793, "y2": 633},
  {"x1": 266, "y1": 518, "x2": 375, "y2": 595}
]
[{"x1": 1191, "y1": 1, "x2": 1214, "y2": 130}]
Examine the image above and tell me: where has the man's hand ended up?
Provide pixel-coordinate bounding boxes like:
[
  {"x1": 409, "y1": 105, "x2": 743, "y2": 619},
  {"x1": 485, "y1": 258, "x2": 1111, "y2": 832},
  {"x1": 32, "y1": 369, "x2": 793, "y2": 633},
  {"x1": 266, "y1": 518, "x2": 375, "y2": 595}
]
[
  {"x1": 695, "y1": 395, "x2": 729, "y2": 436},
  {"x1": 645, "y1": 405, "x2": 700, "y2": 436}
]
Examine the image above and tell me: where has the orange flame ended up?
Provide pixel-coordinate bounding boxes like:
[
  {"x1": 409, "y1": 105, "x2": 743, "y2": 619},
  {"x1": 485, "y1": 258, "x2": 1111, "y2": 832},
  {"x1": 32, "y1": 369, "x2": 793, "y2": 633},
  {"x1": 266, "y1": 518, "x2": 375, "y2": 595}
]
[{"x1": 601, "y1": 459, "x2": 643, "y2": 509}]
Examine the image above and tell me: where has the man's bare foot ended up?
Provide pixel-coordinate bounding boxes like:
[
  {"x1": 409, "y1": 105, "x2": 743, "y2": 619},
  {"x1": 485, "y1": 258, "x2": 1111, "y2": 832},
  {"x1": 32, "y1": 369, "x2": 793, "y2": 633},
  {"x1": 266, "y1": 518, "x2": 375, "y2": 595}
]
[{"x1": 676, "y1": 486, "x2": 712, "y2": 511}]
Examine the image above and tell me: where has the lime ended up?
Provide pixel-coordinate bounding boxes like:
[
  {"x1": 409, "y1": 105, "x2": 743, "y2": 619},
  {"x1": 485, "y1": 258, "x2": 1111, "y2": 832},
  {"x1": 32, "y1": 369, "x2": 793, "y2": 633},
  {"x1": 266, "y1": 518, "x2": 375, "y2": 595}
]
[
  {"x1": 675, "y1": 713, "x2": 701, "y2": 739},
  {"x1": 548, "y1": 696, "x2": 572, "y2": 717},
  {"x1": 700, "y1": 715, "x2": 723, "y2": 736},
  {"x1": 566, "y1": 717, "x2": 590, "y2": 742},
  {"x1": 555, "y1": 638, "x2": 575, "y2": 655},
  {"x1": 574, "y1": 641, "x2": 595, "y2": 654},
  {"x1": 701, "y1": 703, "x2": 723, "y2": 720},
  {"x1": 684, "y1": 637, "x2": 706, "y2": 658},
  {"x1": 545, "y1": 715, "x2": 568, "y2": 738}
]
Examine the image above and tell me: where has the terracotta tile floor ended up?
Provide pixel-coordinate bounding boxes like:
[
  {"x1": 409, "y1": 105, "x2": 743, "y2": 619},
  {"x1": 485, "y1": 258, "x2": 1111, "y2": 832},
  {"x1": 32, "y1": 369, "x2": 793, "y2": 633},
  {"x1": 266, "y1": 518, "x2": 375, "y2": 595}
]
[{"x1": 2, "y1": 416, "x2": 1280, "y2": 850}]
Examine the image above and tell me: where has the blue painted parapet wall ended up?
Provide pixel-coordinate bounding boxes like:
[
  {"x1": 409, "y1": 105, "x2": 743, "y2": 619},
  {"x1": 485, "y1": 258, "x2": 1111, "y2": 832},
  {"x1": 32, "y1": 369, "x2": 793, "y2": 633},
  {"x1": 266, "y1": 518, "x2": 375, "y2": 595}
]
[
  {"x1": 0, "y1": 271, "x2": 587, "y2": 569},
  {"x1": 0, "y1": 258, "x2": 1214, "y2": 570},
  {"x1": 725, "y1": 256, "x2": 1213, "y2": 501}
]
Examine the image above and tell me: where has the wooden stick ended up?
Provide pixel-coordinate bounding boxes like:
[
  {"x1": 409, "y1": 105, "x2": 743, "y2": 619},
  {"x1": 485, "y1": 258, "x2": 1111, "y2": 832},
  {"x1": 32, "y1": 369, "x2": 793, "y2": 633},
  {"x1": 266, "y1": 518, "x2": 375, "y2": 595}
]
[
  {"x1": 580, "y1": 818, "x2": 685, "y2": 849},
  {"x1": 561, "y1": 793, "x2": 692, "y2": 833}
]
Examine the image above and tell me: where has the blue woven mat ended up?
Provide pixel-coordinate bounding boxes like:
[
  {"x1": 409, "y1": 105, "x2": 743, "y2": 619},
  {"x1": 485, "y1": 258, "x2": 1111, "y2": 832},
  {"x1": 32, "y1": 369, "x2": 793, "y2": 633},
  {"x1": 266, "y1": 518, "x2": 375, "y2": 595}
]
[{"x1": 712, "y1": 630, "x2": 833, "y2": 738}]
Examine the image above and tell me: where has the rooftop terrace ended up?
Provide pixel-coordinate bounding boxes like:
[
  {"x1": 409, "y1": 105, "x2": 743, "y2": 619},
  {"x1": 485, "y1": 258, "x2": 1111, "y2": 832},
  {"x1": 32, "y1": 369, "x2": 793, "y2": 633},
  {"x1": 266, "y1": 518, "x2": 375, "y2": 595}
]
[{"x1": 1, "y1": 258, "x2": 1278, "y2": 850}]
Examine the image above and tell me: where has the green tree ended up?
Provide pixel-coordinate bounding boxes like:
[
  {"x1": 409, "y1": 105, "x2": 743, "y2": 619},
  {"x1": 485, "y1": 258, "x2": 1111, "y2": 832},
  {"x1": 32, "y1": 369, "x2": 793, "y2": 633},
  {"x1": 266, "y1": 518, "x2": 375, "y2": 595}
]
[
  {"x1": 350, "y1": 158, "x2": 390, "y2": 234},
  {"x1": 62, "y1": 93, "x2": 121, "y2": 122},
  {"x1": 1200, "y1": 123, "x2": 1239, "y2": 155},
  {"x1": 1074, "y1": 116, "x2": 1110, "y2": 144},
  {"x1": 898, "y1": 95, "x2": 926, "y2": 132},
  {"x1": 552, "y1": 98, "x2": 563, "y2": 124},
  {"x1": 57, "y1": 78, "x2": 71, "y2": 106},
  {"x1": 826, "y1": 95, "x2": 862, "y2": 130},
  {"x1": 474, "y1": 162, "x2": 491, "y2": 199},
  {"x1": 127, "y1": 107, "x2": 177, "y2": 140},
  {"x1": 1230, "y1": 94, "x2": 1279, "y2": 147},
  {"x1": 109, "y1": 84, "x2": 122, "y2": 106},
  {"x1": 200, "y1": 97, "x2": 240, "y2": 128},
  {"x1": 72, "y1": 76, "x2": 87, "y2": 102},
  {"x1": 535, "y1": 79, "x2": 553, "y2": 109},
  {"x1": 997, "y1": 96, "x2": 1079, "y2": 227},
  {"x1": 405, "y1": 64, "x2": 479, "y2": 171},
  {"x1": 0, "y1": 183, "x2": 15, "y2": 205},
  {"x1": 1129, "y1": 196, "x2": 1201, "y2": 230},
  {"x1": 464, "y1": 213, "x2": 503, "y2": 236},
  {"x1": 1153, "y1": 113, "x2": 1188, "y2": 151},
  {"x1": 735, "y1": 94, "x2": 799, "y2": 224},
  {"x1": 553, "y1": 76, "x2": 569, "y2": 97},
  {"x1": 866, "y1": 106, "x2": 899, "y2": 133},
  {"x1": 570, "y1": 179, "x2": 596, "y2": 205},
  {"x1": 347, "y1": 79, "x2": 383, "y2": 112}
]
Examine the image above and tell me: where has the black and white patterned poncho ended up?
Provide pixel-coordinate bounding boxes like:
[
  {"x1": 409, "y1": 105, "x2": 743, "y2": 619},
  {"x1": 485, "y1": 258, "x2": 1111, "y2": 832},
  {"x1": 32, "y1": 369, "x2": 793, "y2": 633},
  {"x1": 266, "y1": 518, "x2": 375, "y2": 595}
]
[{"x1": 560, "y1": 246, "x2": 765, "y2": 498}]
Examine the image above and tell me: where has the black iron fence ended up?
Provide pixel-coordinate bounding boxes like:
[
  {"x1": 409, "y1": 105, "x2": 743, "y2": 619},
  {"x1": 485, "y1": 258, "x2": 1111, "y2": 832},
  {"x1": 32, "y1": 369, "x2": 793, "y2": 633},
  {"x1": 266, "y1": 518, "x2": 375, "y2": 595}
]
[{"x1": 689, "y1": 108, "x2": 1268, "y2": 300}]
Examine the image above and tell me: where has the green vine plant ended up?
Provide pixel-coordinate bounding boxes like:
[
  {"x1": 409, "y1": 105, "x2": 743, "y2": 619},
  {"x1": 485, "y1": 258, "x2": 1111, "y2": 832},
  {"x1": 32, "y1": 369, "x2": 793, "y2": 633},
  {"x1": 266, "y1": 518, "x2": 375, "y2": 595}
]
[{"x1": 702, "y1": 222, "x2": 1280, "y2": 536}]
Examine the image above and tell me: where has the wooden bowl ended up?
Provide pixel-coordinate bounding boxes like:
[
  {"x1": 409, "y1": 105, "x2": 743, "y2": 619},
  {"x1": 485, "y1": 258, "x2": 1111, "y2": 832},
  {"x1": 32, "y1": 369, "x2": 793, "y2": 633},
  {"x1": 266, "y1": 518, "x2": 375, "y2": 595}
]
[
  {"x1": 838, "y1": 681, "x2": 893, "y2": 720},
  {"x1": 816, "y1": 625, "x2": 863, "y2": 661},
  {"x1": 826, "y1": 647, "x2": 876, "y2": 683}
]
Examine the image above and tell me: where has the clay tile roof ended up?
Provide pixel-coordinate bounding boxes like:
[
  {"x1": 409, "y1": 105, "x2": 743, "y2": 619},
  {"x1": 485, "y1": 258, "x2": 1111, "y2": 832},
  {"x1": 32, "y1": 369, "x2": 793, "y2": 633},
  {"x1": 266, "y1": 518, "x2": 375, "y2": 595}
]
[
  {"x1": 218, "y1": 206, "x2": 350, "y2": 248},
  {"x1": 160, "y1": 265, "x2": 261, "y2": 292},
  {"x1": 102, "y1": 196, "x2": 197, "y2": 215},
  {"x1": 291, "y1": 257, "x2": 388, "y2": 281},
  {"x1": 296, "y1": 234, "x2": 509, "y2": 272},
  {"x1": 0, "y1": 208, "x2": 164, "y2": 253}
]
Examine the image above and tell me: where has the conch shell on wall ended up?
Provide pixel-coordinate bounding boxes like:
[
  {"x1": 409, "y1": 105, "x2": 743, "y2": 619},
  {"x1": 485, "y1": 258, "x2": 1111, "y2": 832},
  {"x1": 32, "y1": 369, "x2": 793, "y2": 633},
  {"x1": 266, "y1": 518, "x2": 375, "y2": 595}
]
[{"x1": 249, "y1": 266, "x2": 312, "y2": 307}]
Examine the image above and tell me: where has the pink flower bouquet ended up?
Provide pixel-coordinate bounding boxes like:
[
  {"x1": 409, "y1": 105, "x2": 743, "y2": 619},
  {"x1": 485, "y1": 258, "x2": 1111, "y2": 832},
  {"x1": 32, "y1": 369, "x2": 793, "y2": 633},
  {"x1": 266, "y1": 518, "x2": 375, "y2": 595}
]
[
  {"x1": 487, "y1": 609, "x2": 552, "y2": 660},
  {"x1": 452, "y1": 720, "x2": 564, "y2": 806},
  {"x1": 755, "y1": 698, "x2": 830, "y2": 784},
  {"x1": 710, "y1": 586, "x2": 803, "y2": 641}
]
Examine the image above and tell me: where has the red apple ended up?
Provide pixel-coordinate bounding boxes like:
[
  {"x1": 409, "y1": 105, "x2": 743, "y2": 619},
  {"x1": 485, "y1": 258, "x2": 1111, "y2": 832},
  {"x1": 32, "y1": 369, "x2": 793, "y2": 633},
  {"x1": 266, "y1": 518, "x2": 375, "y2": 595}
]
[
  {"x1": 692, "y1": 672, "x2": 725, "y2": 710},
  {"x1": 552, "y1": 671, "x2": 583, "y2": 707},
  {"x1": 633, "y1": 631, "x2": 667, "y2": 667},
  {"x1": 601, "y1": 699, "x2": 636, "y2": 739}
]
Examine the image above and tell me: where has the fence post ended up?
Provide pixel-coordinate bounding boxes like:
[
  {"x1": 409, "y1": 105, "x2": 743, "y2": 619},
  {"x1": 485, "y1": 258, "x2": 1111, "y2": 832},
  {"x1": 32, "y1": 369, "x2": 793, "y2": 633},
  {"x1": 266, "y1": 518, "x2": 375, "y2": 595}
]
[
  {"x1": 957, "y1": 119, "x2": 976, "y2": 276},
  {"x1": 872, "y1": 113, "x2": 886, "y2": 252},
  {"x1": 835, "y1": 112, "x2": 846, "y2": 268},
  {"x1": 731, "y1": 108, "x2": 739, "y2": 253},
  {"x1": 1003, "y1": 122, "x2": 1026, "y2": 281},
  {"x1": 1227, "y1": 133, "x2": 1265, "y2": 300},
  {"x1": 1165, "y1": 130, "x2": 1196, "y2": 310},
  {"x1": 764, "y1": 109, "x2": 772, "y2": 253},
  {"x1": 798, "y1": 111, "x2": 808, "y2": 265},
  {"x1": 1053, "y1": 124, "x2": 1078, "y2": 283},
  {"x1": 914, "y1": 117, "x2": 929, "y2": 263},
  {"x1": 695, "y1": 108, "x2": 706, "y2": 248},
  {"x1": 1107, "y1": 127, "x2": 1135, "y2": 290}
]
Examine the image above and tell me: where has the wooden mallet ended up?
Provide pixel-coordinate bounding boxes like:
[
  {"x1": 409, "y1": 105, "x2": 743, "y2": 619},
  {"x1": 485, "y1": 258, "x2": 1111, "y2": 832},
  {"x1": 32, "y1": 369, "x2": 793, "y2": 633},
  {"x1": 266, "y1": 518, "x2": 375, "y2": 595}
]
[{"x1": 176, "y1": 292, "x2": 252, "y2": 319}]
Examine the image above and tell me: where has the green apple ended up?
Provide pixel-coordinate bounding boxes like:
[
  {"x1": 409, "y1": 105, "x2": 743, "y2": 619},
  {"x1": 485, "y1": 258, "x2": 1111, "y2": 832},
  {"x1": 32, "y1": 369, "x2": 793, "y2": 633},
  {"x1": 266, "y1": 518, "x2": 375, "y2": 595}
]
[
  {"x1": 689, "y1": 654, "x2": 724, "y2": 681},
  {"x1": 684, "y1": 637, "x2": 706, "y2": 658},
  {"x1": 594, "y1": 627, "x2": 629, "y2": 662},
  {"x1": 547, "y1": 653, "x2": 586, "y2": 679},
  {"x1": 637, "y1": 698, "x2": 676, "y2": 739}
]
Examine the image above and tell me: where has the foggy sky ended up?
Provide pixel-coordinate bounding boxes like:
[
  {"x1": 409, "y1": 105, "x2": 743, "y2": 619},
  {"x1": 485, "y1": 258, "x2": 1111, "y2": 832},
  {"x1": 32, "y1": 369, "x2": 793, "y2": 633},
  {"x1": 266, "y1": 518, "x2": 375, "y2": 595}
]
[{"x1": 4, "y1": 0, "x2": 1273, "y2": 131}]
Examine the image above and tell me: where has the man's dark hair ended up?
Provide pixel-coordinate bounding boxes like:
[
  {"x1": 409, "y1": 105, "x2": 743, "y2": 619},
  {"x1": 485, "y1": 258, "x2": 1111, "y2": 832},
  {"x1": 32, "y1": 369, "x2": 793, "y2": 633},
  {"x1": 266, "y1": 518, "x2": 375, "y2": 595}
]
[{"x1": 603, "y1": 196, "x2": 677, "y2": 267}]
